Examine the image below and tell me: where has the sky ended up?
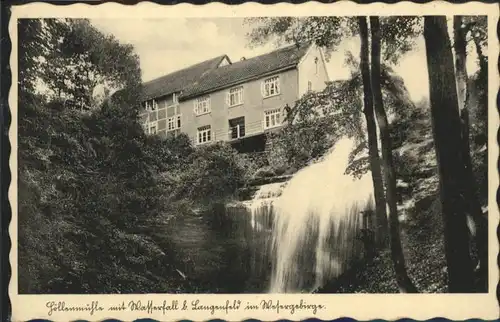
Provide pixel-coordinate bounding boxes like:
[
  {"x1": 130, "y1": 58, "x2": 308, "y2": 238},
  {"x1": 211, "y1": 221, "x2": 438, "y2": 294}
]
[{"x1": 91, "y1": 18, "x2": 480, "y2": 103}]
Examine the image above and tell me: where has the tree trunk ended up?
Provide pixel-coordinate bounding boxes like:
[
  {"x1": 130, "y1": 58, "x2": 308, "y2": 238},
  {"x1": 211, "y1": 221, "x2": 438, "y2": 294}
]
[
  {"x1": 453, "y1": 16, "x2": 488, "y2": 291},
  {"x1": 358, "y1": 16, "x2": 389, "y2": 248},
  {"x1": 423, "y1": 16, "x2": 475, "y2": 292},
  {"x1": 370, "y1": 16, "x2": 417, "y2": 293}
]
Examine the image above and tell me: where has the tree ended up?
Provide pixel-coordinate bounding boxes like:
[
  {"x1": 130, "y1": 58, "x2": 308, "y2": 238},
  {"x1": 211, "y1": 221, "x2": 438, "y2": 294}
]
[
  {"x1": 18, "y1": 19, "x2": 45, "y2": 94},
  {"x1": 370, "y1": 16, "x2": 417, "y2": 293},
  {"x1": 28, "y1": 19, "x2": 141, "y2": 111},
  {"x1": 246, "y1": 16, "x2": 390, "y2": 246},
  {"x1": 423, "y1": 16, "x2": 474, "y2": 292},
  {"x1": 357, "y1": 17, "x2": 389, "y2": 247},
  {"x1": 453, "y1": 15, "x2": 488, "y2": 290},
  {"x1": 18, "y1": 18, "x2": 175, "y2": 293},
  {"x1": 245, "y1": 17, "x2": 345, "y2": 58}
]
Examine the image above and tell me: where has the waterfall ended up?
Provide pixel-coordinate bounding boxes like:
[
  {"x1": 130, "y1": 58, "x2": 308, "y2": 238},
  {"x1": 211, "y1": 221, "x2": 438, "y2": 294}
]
[
  {"x1": 248, "y1": 138, "x2": 375, "y2": 293},
  {"x1": 245, "y1": 182, "x2": 286, "y2": 232}
]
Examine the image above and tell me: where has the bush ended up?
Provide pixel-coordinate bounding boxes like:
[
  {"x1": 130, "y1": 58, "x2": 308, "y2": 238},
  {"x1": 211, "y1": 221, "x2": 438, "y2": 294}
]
[
  {"x1": 175, "y1": 142, "x2": 246, "y2": 205},
  {"x1": 265, "y1": 117, "x2": 338, "y2": 173},
  {"x1": 18, "y1": 95, "x2": 246, "y2": 293},
  {"x1": 253, "y1": 166, "x2": 277, "y2": 179}
]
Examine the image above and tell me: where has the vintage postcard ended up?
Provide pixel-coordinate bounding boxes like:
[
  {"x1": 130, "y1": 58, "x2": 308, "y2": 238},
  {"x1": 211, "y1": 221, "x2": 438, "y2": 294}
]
[{"x1": 8, "y1": 1, "x2": 499, "y2": 321}]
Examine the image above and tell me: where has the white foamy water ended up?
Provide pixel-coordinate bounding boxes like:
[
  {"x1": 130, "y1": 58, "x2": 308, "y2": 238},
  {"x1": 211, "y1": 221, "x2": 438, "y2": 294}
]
[
  {"x1": 248, "y1": 137, "x2": 375, "y2": 293},
  {"x1": 245, "y1": 182, "x2": 287, "y2": 231}
]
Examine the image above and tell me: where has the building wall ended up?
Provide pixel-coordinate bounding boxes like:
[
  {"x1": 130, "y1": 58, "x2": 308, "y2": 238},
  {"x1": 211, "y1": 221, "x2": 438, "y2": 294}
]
[
  {"x1": 297, "y1": 44, "x2": 330, "y2": 98},
  {"x1": 179, "y1": 68, "x2": 299, "y2": 144},
  {"x1": 139, "y1": 94, "x2": 180, "y2": 138},
  {"x1": 139, "y1": 45, "x2": 329, "y2": 144}
]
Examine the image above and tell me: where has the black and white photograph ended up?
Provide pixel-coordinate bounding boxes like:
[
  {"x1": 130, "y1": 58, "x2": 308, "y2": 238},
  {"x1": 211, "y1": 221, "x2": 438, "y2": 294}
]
[{"x1": 9, "y1": 2, "x2": 498, "y2": 321}]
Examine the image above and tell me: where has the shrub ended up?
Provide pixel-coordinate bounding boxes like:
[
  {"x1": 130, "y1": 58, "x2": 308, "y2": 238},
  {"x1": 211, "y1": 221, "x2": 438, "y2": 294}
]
[{"x1": 17, "y1": 95, "x2": 246, "y2": 293}]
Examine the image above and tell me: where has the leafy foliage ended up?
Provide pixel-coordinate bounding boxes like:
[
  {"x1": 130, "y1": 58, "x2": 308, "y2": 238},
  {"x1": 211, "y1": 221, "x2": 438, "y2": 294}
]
[
  {"x1": 379, "y1": 16, "x2": 422, "y2": 65},
  {"x1": 245, "y1": 17, "x2": 347, "y2": 59},
  {"x1": 265, "y1": 78, "x2": 364, "y2": 172},
  {"x1": 175, "y1": 143, "x2": 246, "y2": 204},
  {"x1": 19, "y1": 18, "x2": 141, "y2": 110},
  {"x1": 18, "y1": 19, "x2": 246, "y2": 294}
]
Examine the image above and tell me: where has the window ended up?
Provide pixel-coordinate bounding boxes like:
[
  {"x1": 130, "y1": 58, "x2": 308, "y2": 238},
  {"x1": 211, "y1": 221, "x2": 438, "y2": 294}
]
[
  {"x1": 144, "y1": 99, "x2": 158, "y2": 111},
  {"x1": 176, "y1": 115, "x2": 181, "y2": 129},
  {"x1": 167, "y1": 117, "x2": 176, "y2": 131},
  {"x1": 229, "y1": 117, "x2": 245, "y2": 139},
  {"x1": 262, "y1": 76, "x2": 280, "y2": 98},
  {"x1": 227, "y1": 86, "x2": 243, "y2": 107},
  {"x1": 166, "y1": 93, "x2": 178, "y2": 107},
  {"x1": 264, "y1": 109, "x2": 281, "y2": 129},
  {"x1": 148, "y1": 121, "x2": 158, "y2": 135},
  {"x1": 194, "y1": 96, "x2": 210, "y2": 115},
  {"x1": 308, "y1": 81, "x2": 312, "y2": 92},
  {"x1": 168, "y1": 115, "x2": 182, "y2": 131},
  {"x1": 197, "y1": 125, "x2": 212, "y2": 144},
  {"x1": 218, "y1": 57, "x2": 231, "y2": 67}
]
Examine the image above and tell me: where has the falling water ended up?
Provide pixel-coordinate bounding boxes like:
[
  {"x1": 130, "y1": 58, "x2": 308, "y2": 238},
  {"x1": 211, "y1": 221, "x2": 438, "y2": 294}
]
[
  {"x1": 248, "y1": 138, "x2": 375, "y2": 293},
  {"x1": 245, "y1": 182, "x2": 286, "y2": 232}
]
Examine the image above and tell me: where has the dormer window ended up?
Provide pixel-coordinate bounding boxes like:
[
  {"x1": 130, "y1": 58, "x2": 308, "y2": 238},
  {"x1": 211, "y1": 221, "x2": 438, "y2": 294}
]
[
  {"x1": 144, "y1": 99, "x2": 158, "y2": 111},
  {"x1": 165, "y1": 93, "x2": 179, "y2": 107},
  {"x1": 218, "y1": 56, "x2": 231, "y2": 67}
]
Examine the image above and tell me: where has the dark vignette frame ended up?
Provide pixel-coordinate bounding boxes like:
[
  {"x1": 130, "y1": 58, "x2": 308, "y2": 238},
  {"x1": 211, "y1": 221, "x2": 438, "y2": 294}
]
[{"x1": 1, "y1": 1, "x2": 498, "y2": 321}]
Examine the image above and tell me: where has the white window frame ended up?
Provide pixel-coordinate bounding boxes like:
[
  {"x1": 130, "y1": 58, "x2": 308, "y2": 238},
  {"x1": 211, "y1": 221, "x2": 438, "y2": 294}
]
[
  {"x1": 231, "y1": 123, "x2": 245, "y2": 139},
  {"x1": 227, "y1": 86, "x2": 244, "y2": 107},
  {"x1": 264, "y1": 109, "x2": 281, "y2": 129},
  {"x1": 307, "y1": 81, "x2": 313, "y2": 92},
  {"x1": 148, "y1": 121, "x2": 158, "y2": 135},
  {"x1": 262, "y1": 76, "x2": 280, "y2": 98},
  {"x1": 197, "y1": 125, "x2": 212, "y2": 145},
  {"x1": 166, "y1": 93, "x2": 179, "y2": 107},
  {"x1": 144, "y1": 99, "x2": 158, "y2": 111},
  {"x1": 194, "y1": 96, "x2": 211, "y2": 116},
  {"x1": 167, "y1": 114, "x2": 182, "y2": 131},
  {"x1": 229, "y1": 117, "x2": 245, "y2": 140},
  {"x1": 167, "y1": 116, "x2": 176, "y2": 131}
]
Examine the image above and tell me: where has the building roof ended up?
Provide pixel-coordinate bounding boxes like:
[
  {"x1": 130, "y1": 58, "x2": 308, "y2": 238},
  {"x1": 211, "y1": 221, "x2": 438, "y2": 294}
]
[
  {"x1": 180, "y1": 43, "x2": 311, "y2": 99},
  {"x1": 141, "y1": 55, "x2": 229, "y2": 101},
  {"x1": 141, "y1": 42, "x2": 312, "y2": 102}
]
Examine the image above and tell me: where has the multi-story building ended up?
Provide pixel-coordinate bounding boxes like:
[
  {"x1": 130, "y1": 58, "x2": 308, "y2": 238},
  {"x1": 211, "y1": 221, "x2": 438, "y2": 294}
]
[{"x1": 139, "y1": 42, "x2": 329, "y2": 151}]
